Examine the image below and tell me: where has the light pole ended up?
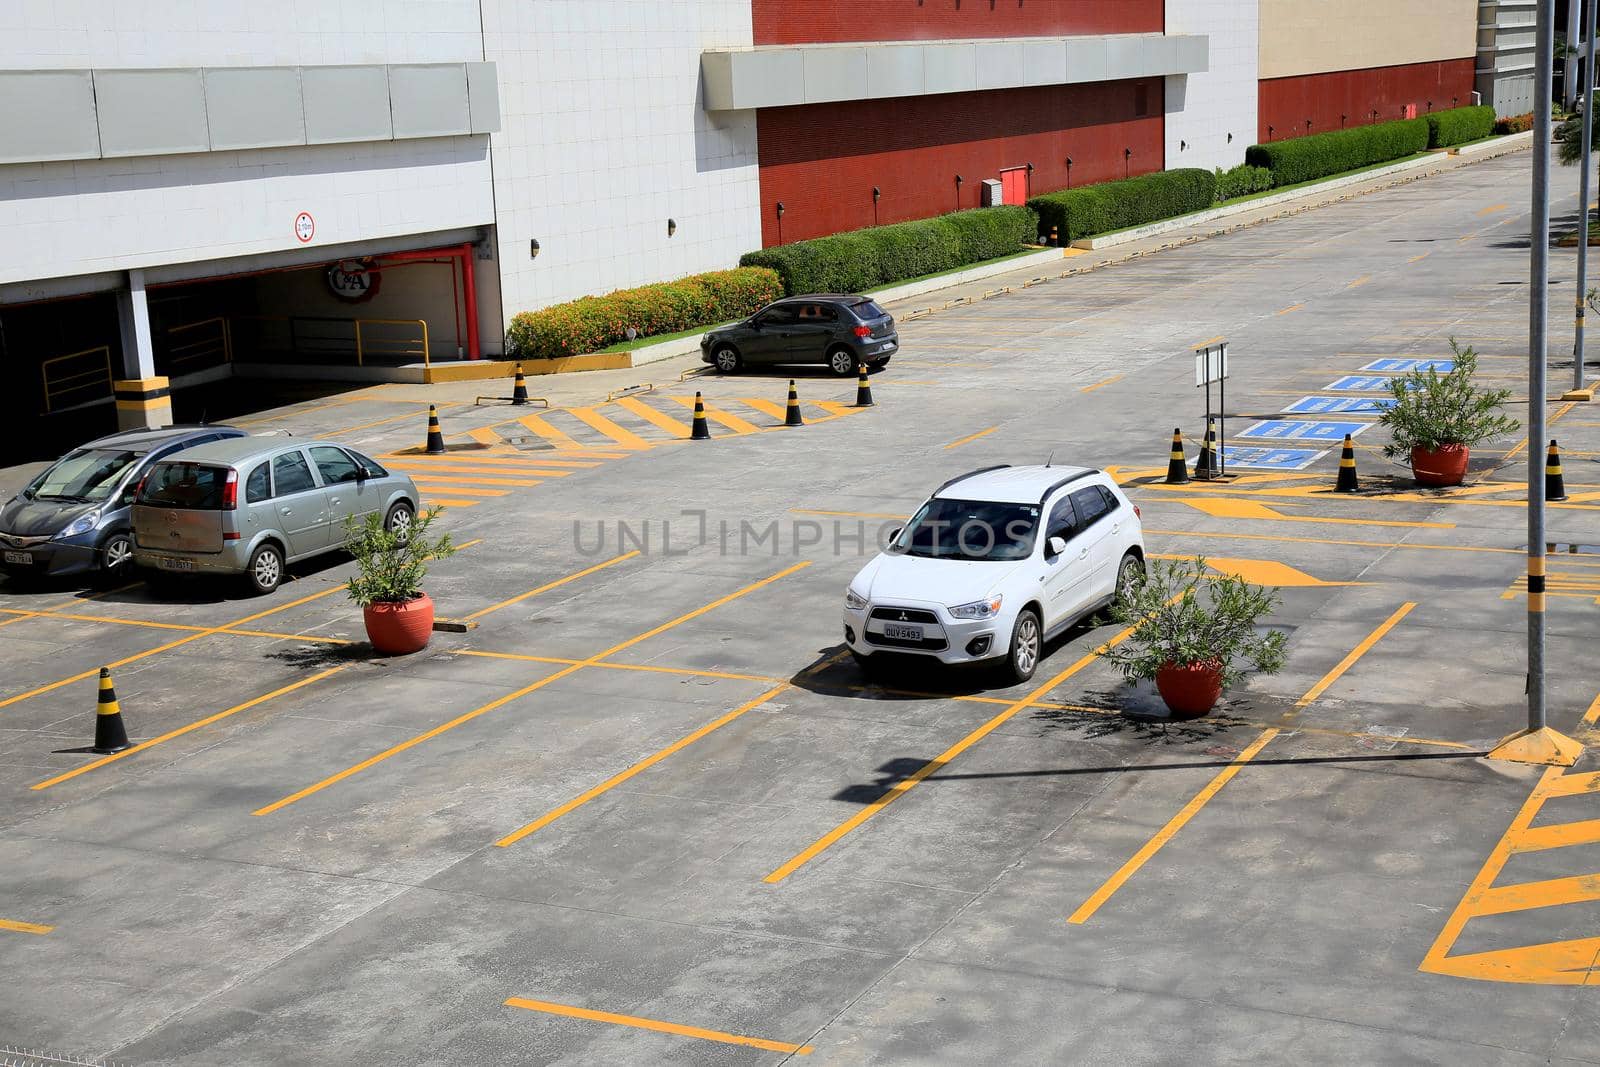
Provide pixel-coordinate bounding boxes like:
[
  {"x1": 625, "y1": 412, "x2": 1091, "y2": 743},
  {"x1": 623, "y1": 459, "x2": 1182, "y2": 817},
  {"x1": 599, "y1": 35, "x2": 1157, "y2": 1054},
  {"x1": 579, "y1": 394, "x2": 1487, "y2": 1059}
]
[{"x1": 1578, "y1": 0, "x2": 1597, "y2": 392}]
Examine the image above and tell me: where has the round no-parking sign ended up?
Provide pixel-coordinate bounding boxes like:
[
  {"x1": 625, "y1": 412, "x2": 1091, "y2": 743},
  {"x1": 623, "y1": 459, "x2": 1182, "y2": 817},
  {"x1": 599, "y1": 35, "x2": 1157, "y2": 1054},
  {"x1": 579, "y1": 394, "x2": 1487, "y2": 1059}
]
[{"x1": 294, "y1": 211, "x2": 316, "y2": 243}]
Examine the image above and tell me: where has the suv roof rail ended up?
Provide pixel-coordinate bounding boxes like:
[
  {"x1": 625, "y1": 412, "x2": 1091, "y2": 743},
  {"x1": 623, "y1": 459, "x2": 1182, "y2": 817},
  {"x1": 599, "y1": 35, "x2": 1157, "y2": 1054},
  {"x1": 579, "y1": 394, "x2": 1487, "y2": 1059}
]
[
  {"x1": 934, "y1": 464, "x2": 1011, "y2": 496},
  {"x1": 1037, "y1": 469, "x2": 1099, "y2": 505}
]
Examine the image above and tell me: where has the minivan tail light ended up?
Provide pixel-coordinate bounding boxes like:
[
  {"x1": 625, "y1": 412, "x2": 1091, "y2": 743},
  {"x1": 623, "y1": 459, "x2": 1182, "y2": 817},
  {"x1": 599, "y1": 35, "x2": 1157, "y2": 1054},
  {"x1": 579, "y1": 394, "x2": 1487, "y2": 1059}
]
[
  {"x1": 853, "y1": 325, "x2": 871, "y2": 338},
  {"x1": 1133, "y1": 504, "x2": 1141, "y2": 519},
  {"x1": 221, "y1": 468, "x2": 239, "y2": 510}
]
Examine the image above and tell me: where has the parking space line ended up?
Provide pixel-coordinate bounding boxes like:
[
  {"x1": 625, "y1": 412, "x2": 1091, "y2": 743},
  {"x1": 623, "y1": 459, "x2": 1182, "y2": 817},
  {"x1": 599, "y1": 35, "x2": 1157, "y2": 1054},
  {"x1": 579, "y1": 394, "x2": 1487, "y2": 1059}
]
[
  {"x1": 31, "y1": 667, "x2": 346, "y2": 791},
  {"x1": 0, "y1": 584, "x2": 348, "y2": 712},
  {"x1": 503, "y1": 997, "x2": 812, "y2": 1056},
  {"x1": 464, "y1": 551, "x2": 639, "y2": 621},
  {"x1": 496, "y1": 682, "x2": 789, "y2": 846},
  {"x1": 1067, "y1": 729, "x2": 1280, "y2": 925},
  {"x1": 458, "y1": 648, "x2": 782, "y2": 684},
  {"x1": 1142, "y1": 527, "x2": 1524, "y2": 555},
  {"x1": 253, "y1": 563, "x2": 809, "y2": 816},
  {"x1": 0, "y1": 919, "x2": 54, "y2": 935},
  {"x1": 764, "y1": 625, "x2": 1138, "y2": 885},
  {"x1": 944, "y1": 426, "x2": 997, "y2": 449},
  {"x1": 1080, "y1": 374, "x2": 1124, "y2": 393},
  {"x1": 1287, "y1": 602, "x2": 1416, "y2": 719},
  {"x1": 388, "y1": 461, "x2": 573, "y2": 478}
]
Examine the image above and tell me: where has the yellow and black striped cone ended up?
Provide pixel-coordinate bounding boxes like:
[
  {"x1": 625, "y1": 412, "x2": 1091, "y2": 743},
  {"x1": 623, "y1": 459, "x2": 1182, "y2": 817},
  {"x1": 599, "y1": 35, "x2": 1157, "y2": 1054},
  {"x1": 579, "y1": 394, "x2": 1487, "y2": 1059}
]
[
  {"x1": 1164, "y1": 428, "x2": 1190, "y2": 485},
  {"x1": 1193, "y1": 420, "x2": 1218, "y2": 479},
  {"x1": 1546, "y1": 439, "x2": 1568, "y2": 502},
  {"x1": 690, "y1": 392, "x2": 711, "y2": 440},
  {"x1": 511, "y1": 365, "x2": 529, "y2": 406},
  {"x1": 784, "y1": 381, "x2": 804, "y2": 427},
  {"x1": 425, "y1": 405, "x2": 446, "y2": 454},
  {"x1": 92, "y1": 667, "x2": 130, "y2": 754},
  {"x1": 855, "y1": 365, "x2": 874, "y2": 407},
  {"x1": 1334, "y1": 434, "x2": 1360, "y2": 492}
]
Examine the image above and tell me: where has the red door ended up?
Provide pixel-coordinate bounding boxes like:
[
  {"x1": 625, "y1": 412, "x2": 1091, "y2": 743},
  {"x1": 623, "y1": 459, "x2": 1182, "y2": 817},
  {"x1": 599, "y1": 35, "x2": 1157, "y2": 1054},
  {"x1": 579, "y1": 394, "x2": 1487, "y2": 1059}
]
[{"x1": 1000, "y1": 167, "x2": 1029, "y2": 206}]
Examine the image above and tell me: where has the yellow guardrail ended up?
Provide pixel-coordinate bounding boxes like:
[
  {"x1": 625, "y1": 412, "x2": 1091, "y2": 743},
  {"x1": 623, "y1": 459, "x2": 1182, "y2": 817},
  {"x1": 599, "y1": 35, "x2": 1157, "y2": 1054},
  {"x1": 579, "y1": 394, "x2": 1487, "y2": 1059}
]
[
  {"x1": 165, "y1": 316, "x2": 232, "y2": 372},
  {"x1": 41, "y1": 345, "x2": 113, "y2": 413},
  {"x1": 354, "y1": 318, "x2": 430, "y2": 368}
]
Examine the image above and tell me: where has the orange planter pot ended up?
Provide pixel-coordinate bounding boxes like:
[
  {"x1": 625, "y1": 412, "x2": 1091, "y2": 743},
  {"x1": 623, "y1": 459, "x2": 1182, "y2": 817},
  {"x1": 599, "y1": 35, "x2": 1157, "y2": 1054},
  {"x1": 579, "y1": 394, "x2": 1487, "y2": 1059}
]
[
  {"x1": 1155, "y1": 660, "x2": 1224, "y2": 717},
  {"x1": 363, "y1": 594, "x2": 434, "y2": 655},
  {"x1": 1411, "y1": 444, "x2": 1470, "y2": 487}
]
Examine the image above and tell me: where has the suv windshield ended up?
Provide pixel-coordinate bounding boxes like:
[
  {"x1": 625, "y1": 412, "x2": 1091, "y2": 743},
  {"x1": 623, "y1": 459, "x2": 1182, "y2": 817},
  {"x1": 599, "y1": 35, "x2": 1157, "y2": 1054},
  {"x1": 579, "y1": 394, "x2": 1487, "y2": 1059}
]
[
  {"x1": 894, "y1": 498, "x2": 1040, "y2": 561},
  {"x1": 25, "y1": 448, "x2": 142, "y2": 503}
]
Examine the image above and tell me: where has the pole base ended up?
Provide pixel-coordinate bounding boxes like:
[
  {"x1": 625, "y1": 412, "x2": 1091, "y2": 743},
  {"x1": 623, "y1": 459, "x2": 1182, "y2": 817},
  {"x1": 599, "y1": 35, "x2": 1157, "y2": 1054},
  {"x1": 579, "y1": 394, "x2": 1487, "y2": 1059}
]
[{"x1": 1485, "y1": 726, "x2": 1583, "y2": 767}]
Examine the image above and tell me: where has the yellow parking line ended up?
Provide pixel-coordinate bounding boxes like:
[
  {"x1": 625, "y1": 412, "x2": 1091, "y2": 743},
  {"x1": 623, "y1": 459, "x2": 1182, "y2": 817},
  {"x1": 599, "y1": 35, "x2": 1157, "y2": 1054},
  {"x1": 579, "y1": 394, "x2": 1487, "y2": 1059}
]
[
  {"x1": 420, "y1": 498, "x2": 481, "y2": 508},
  {"x1": 1080, "y1": 374, "x2": 1124, "y2": 393},
  {"x1": 496, "y1": 683, "x2": 789, "y2": 847},
  {"x1": 412, "y1": 482, "x2": 513, "y2": 496},
  {"x1": 388, "y1": 462, "x2": 573, "y2": 478},
  {"x1": 0, "y1": 919, "x2": 54, "y2": 935},
  {"x1": 764, "y1": 623, "x2": 1138, "y2": 884},
  {"x1": 31, "y1": 667, "x2": 346, "y2": 791},
  {"x1": 253, "y1": 563, "x2": 809, "y2": 816},
  {"x1": 944, "y1": 426, "x2": 998, "y2": 449},
  {"x1": 503, "y1": 997, "x2": 812, "y2": 1056},
  {"x1": 1143, "y1": 527, "x2": 1523, "y2": 555},
  {"x1": 511, "y1": 413, "x2": 586, "y2": 450},
  {"x1": 1277, "y1": 304, "x2": 1304, "y2": 315},
  {"x1": 668, "y1": 395, "x2": 763, "y2": 435},
  {"x1": 1067, "y1": 729, "x2": 1279, "y2": 925},
  {"x1": 0, "y1": 608, "x2": 207, "y2": 634},
  {"x1": 568, "y1": 407, "x2": 656, "y2": 450},
  {"x1": 464, "y1": 551, "x2": 639, "y2": 621},
  {"x1": 1288, "y1": 602, "x2": 1416, "y2": 716},
  {"x1": 1348, "y1": 275, "x2": 1371, "y2": 289},
  {"x1": 405, "y1": 474, "x2": 544, "y2": 487},
  {"x1": 458, "y1": 649, "x2": 782, "y2": 685},
  {"x1": 736, "y1": 397, "x2": 787, "y2": 422},
  {"x1": 616, "y1": 396, "x2": 691, "y2": 438}
]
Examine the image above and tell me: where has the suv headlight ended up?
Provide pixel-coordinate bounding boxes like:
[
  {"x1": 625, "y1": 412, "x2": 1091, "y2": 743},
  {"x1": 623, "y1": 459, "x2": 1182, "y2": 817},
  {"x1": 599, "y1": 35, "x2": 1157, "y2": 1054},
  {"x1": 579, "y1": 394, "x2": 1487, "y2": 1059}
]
[
  {"x1": 56, "y1": 514, "x2": 99, "y2": 539},
  {"x1": 949, "y1": 595, "x2": 1002, "y2": 620},
  {"x1": 845, "y1": 587, "x2": 868, "y2": 611}
]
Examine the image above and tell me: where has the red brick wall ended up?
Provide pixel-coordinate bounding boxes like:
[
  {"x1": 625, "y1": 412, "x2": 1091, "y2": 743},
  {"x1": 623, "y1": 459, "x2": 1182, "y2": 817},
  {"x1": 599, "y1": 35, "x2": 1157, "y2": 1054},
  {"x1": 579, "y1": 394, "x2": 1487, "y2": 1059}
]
[
  {"x1": 752, "y1": 0, "x2": 1162, "y2": 45},
  {"x1": 1257, "y1": 58, "x2": 1477, "y2": 144},
  {"x1": 756, "y1": 81, "x2": 1164, "y2": 247}
]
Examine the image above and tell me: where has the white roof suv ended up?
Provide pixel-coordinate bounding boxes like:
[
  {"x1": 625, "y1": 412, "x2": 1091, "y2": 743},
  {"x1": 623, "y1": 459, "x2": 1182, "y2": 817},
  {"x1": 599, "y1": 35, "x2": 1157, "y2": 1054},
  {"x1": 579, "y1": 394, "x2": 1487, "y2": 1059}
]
[{"x1": 843, "y1": 465, "x2": 1145, "y2": 685}]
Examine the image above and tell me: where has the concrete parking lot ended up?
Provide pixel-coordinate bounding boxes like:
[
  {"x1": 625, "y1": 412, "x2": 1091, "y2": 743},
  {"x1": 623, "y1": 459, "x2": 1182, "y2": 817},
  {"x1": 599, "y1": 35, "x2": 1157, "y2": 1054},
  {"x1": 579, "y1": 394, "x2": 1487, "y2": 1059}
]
[{"x1": 5, "y1": 144, "x2": 1600, "y2": 1064}]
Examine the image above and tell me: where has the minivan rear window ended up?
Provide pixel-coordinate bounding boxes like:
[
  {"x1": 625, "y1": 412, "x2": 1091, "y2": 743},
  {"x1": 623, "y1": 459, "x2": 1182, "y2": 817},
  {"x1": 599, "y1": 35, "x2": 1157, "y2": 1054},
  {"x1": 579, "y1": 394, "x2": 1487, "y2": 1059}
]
[
  {"x1": 139, "y1": 462, "x2": 228, "y2": 510},
  {"x1": 850, "y1": 299, "x2": 887, "y2": 320}
]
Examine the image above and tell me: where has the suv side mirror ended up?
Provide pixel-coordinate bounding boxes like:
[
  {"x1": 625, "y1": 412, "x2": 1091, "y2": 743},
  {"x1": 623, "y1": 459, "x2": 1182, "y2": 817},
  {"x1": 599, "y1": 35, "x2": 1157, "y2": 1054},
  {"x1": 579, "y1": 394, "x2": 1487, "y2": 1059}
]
[
  {"x1": 1047, "y1": 535, "x2": 1068, "y2": 557},
  {"x1": 356, "y1": 466, "x2": 371, "y2": 481}
]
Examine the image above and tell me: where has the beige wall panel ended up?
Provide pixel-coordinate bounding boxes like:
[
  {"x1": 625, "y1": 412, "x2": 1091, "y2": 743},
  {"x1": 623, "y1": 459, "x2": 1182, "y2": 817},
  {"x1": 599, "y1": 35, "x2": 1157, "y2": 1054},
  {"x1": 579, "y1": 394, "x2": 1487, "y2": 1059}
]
[{"x1": 1260, "y1": 0, "x2": 1477, "y2": 79}]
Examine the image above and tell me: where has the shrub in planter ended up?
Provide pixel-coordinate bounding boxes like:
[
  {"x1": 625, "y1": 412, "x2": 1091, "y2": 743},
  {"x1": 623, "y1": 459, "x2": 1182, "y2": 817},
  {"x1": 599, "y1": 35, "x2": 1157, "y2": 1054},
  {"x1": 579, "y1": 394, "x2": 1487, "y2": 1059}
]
[
  {"x1": 344, "y1": 506, "x2": 456, "y2": 655},
  {"x1": 1426, "y1": 105, "x2": 1496, "y2": 148},
  {"x1": 1245, "y1": 118, "x2": 1429, "y2": 186},
  {"x1": 1494, "y1": 112, "x2": 1534, "y2": 135},
  {"x1": 504, "y1": 267, "x2": 783, "y2": 359},
  {"x1": 1214, "y1": 163, "x2": 1275, "y2": 201},
  {"x1": 1378, "y1": 340, "x2": 1520, "y2": 487},
  {"x1": 1027, "y1": 168, "x2": 1217, "y2": 243},
  {"x1": 1097, "y1": 556, "x2": 1288, "y2": 717}
]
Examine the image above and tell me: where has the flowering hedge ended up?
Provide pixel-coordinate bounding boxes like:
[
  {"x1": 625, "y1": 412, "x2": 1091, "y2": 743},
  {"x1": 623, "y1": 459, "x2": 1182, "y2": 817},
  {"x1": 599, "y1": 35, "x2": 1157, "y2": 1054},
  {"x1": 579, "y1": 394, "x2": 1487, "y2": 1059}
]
[
  {"x1": 506, "y1": 267, "x2": 783, "y2": 358},
  {"x1": 1493, "y1": 112, "x2": 1533, "y2": 135}
]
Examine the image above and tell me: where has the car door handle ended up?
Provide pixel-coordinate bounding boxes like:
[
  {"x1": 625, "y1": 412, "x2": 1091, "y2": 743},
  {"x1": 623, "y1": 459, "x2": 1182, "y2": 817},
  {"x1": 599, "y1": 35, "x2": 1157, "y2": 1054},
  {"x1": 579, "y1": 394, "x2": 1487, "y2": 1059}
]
[{"x1": 1078, "y1": 550, "x2": 1089, "y2": 561}]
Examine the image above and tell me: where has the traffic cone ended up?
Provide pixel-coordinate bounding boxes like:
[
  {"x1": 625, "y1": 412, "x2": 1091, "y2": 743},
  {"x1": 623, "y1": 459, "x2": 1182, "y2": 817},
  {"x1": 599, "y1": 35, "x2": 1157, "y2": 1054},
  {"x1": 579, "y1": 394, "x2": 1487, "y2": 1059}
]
[
  {"x1": 784, "y1": 381, "x2": 804, "y2": 427},
  {"x1": 92, "y1": 667, "x2": 130, "y2": 754},
  {"x1": 425, "y1": 405, "x2": 446, "y2": 454},
  {"x1": 1334, "y1": 434, "x2": 1359, "y2": 492},
  {"x1": 1193, "y1": 419, "x2": 1218, "y2": 479},
  {"x1": 855, "y1": 365, "x2": 874, "y2": 407},
  {"x1": 690, "y1": 392, "x2": 711, "y2": 440},
  {"x1": 511, "y1": 365, "x2": 529, "y2": 406},
  {"x1": 1164, "y1": 428, "x2": 1190, "y2": 485},
  {"x1": 1546, "y1": 439, "x2": 1568, "y2": 502}
]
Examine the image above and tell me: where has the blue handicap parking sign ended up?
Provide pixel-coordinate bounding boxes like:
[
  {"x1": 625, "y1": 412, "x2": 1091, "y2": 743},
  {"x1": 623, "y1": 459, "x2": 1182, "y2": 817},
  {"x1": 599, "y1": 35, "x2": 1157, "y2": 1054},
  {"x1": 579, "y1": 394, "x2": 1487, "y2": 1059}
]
[
  {"x1": 1220, "y1": 445, "x2": 1326, "y2": 471},
  {"x1": 1360, "y1": 358, "x2": 1454, "y2": 373},
  {"x1": 1328, "y1": 375, "x2": 1417, "y2": 391},
  {"x1": 1237, "y1": 419, "x2": 1370, "y2": 442},
  {"x1": 1285, "y1": 395, "x2": 1392, "y2": 415}
]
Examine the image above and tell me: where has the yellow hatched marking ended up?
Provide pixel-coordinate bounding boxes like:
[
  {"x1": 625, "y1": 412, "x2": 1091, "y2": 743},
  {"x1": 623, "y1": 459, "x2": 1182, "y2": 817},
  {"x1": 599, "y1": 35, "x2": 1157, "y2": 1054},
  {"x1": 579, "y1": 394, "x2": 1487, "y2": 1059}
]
[
  {"x1": 668, "y1": 395, "x2": 763, "y2": 434},
  {"x1": 615, "y1": 396, "x2": 691, "y2": 438},
  {"x1": 1179, "y1": 497, "x2": 1454, "y2": 530},
  {"x1": 737, "y1": 397, "x2": 787, "y2": 422},
  {"x1": 389, "y1": 462, "x2": 572, "y2": 478},
  {"x1": 1514, "y1": 819, "x2": 1600, "y2": 853},
  {"x1": 468, "y1": 426, "x2": 504, "y2": 447},
  {"x1": 503, "y1": 997, "x2": 812, "y2": 1056},
  {"x1": 408, "y1": 474, "x2": 543, "y2": 488},
  {"x1": 415, "y1": 483, "x2": 512, "y2": 497},
  {"x1": 810, "y1": 400, "x2": 864, "y2": 418},
  {"x1": 1544, "y1": 770, "x2": 1600, "y2": 798},
  {"x1": 420, "y1": 497, "x2": 481, "y2": 507},
  {"x1": 514, "y1": 413, "x2": 586, "y2": 450},
  {"x1": 0, "y1": 919, "x2": 53, "y2": 935},
  {"x1": 393, "y1": 453, "x2": 604, "y2": 469},
  {"x1": 568, "y1": 407, "x2": 655, "y2": 450},
  {"x1": 1476, "y1": 874, "x2": 1600, "y2": 917}
]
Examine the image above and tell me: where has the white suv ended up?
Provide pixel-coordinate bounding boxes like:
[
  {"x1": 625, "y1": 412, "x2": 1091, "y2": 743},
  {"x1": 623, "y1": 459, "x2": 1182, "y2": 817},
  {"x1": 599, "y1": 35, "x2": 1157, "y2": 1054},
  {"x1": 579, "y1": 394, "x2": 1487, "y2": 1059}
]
[{"x1": 843, "y1": 465, "x2": 1145, "y2": 684}]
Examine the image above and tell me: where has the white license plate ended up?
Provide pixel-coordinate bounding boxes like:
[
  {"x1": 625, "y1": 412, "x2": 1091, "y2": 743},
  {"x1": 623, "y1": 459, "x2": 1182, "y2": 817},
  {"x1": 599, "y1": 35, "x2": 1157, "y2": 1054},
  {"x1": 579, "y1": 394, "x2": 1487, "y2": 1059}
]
[
  {"x1": 2, "y1": 550, "x2": 31, "y2": 564},
  {"x1": 883, "y1": 623, "x2": 922, "y2": 640},
  {"x1": 880, "y1": 341, "x2": 896, "y2": 351},
  {"x1": 158, "y1": 557, "x2": 195, "y2": 572}
]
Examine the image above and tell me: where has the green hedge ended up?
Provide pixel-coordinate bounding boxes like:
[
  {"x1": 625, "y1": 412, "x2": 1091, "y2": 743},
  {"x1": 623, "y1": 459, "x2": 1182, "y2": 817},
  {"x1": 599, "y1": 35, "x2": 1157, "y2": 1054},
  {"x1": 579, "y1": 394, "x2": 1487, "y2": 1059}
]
[
  {"x1": 1427, "y1": 105, "x2": 1496, "y2": 148},
  {"x1": 1245, "y1": 118, "x2": 1428, "y2": 186},
  {"x1": 739, "y1": 205, "x2": 1037, "y2": 295},
  {"x1": 1026, "y1": 169, "x2": 1217, "y2": 243},
  {"x1": 505, "y1": 267, "x2": 784, "y2": 358},
  {"x1": 1214, "y1": 164, "x2": 1274, "y2": 201}
]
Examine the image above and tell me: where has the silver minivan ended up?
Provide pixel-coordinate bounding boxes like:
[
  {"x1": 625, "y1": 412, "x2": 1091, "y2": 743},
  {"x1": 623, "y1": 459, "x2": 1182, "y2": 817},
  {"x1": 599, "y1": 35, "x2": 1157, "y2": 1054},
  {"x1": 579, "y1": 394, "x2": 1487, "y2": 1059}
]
[{"x1": 132, "y1": 438, "x2": 419, "y2": 595}]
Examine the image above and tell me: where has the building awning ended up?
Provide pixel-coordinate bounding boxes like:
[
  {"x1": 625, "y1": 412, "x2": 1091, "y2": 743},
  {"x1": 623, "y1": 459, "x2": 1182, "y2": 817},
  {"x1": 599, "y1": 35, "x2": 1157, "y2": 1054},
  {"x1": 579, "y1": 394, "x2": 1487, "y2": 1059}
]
[{"x1": 701, "y1": 33, "x2": 1208, "y2": 112}]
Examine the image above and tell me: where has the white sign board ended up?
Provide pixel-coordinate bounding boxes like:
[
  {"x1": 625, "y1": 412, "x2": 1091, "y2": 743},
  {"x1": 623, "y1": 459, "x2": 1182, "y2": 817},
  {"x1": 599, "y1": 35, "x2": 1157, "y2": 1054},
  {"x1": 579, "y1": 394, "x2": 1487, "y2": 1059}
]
[{"x1": 1195, "y1": 343, "x2": 1228, "y2": 387}]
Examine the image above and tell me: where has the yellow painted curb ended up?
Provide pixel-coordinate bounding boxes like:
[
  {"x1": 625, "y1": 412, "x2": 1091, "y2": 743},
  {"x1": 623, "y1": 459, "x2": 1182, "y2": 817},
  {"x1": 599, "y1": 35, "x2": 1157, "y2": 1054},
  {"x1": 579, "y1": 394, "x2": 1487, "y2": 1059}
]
[
  {"x1": 424, "y1": 353, "x2": 632, "y2": 384},
  {"x1": 1485, "y1": 726, "x2": 1583, "y2": 767}
]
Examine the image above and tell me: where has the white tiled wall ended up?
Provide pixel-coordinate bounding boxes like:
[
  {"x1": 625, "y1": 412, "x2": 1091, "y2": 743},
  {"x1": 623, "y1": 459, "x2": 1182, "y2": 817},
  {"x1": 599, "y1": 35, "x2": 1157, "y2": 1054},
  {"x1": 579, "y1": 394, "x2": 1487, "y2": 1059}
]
[
  {"x1": 0, "y1": 137, "x2": 494, "y2": 286},
  {"x1": 1164, "y1": 0, "x2": 1259, "y2": 172},
  {"x1": 479, "y1": 0, "x2": 762, "y2": 318}
]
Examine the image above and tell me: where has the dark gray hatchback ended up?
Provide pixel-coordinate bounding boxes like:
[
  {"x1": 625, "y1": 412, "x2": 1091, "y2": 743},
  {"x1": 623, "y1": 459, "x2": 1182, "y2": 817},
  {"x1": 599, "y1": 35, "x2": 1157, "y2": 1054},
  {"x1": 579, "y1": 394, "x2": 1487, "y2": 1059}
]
[{"x1": 700, "y1": 294, "x2": 898, "y2": 375}]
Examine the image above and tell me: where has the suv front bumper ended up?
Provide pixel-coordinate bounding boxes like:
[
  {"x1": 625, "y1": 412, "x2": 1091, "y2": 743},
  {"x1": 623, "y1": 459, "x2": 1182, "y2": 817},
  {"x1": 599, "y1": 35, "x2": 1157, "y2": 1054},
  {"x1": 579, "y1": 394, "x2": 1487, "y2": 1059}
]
[{"x1": 842, "y1": 598, "x2": 1002, "y2": 665}]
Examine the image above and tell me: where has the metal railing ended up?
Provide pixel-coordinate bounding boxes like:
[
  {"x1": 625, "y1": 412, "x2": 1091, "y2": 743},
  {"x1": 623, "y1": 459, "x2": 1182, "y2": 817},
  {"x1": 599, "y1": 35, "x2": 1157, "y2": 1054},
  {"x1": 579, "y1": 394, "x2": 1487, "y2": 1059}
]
[
  {"x1": 40, "y1": 345, "x2": 113, "y2": 413},
  {"x1": 354, "y1": 318, "x2": 430, "y2": 367},
  {"x1": 164, "y1": 316, "x2": 232, "y2": 373}
]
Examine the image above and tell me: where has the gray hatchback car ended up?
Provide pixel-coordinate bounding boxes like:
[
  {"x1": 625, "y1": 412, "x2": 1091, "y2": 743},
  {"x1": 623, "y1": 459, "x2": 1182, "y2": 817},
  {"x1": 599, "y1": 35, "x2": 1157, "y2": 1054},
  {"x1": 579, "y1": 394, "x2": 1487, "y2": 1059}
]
[{"x1": 132, "y1": 438, "x2": 419, "y2": 595}]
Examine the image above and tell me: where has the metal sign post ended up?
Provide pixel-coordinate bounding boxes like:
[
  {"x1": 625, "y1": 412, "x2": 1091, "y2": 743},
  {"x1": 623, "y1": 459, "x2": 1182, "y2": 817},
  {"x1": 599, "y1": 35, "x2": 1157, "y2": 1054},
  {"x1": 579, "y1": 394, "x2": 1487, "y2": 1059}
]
[{"x1": 1194, "y1": 340, "x2": 1229, "y2": 478}]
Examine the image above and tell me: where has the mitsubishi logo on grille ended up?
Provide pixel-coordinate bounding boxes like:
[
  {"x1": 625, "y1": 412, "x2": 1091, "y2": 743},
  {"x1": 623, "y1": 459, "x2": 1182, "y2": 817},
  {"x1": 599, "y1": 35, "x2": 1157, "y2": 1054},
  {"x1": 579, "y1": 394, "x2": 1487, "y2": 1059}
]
[{"x1": 898, "y1": 612, "x2": 909, "y2": 621}]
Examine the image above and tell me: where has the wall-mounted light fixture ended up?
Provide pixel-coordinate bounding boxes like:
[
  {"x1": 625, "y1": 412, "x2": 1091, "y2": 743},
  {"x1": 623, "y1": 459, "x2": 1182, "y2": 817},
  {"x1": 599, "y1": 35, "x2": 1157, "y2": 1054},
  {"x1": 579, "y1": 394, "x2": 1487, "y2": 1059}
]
[
  {"x1": 1426, "y1": 100, "x2": 1433, "y2": 112},
  {"x1": 1025, "y1": 162, "x2": 1034, "y2": 174},
  {"x1": 1064, "y1": 156, "x2": 1072, "y2": 187},
  {"x1": 1452, "y1": 95, "x2": 1459, "y2": 107},
  {"x1": 1267, "y1": 125, "x2": 1275, "y2": 140},
  {"x1": 1226, "y1": 132, "x2": 1232, "y2": 143},
  {"x1": 529, "y1": 238, "x2": 541, "y2": 259},
  {"x1": 667, "y1": 218, "x2": 676, "y2": 237},
  {"x1": 775, "y1": 202, "x2": 785, "y2": 218},
  {"x1": 1179, "y1": 139, "x2": 1187, "y2": 151},
  {"x1": 872, "y1": 186, "x2": 881, "y2": 202},
  {"x1": 1341, "y1": 113, "x2": 1347, "y2": 127},
  {"x1": 954, "y1": 174, "x2": 964, "y2": 189},
  {"x1": 1305, "y1": 118, "x2": 1313, "y2": 132}
]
